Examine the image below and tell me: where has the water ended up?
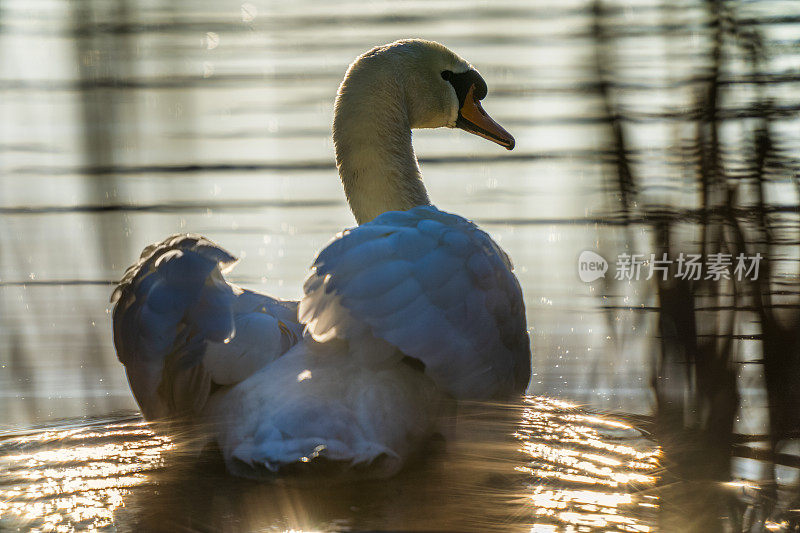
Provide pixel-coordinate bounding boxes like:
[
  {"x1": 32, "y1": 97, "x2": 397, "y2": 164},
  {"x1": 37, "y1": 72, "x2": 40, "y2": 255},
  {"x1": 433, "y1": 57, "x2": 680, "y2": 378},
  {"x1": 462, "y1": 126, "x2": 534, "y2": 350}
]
[
  {"x1": 1, "y1": 398, "x2": 663, "y2": 532},
  {"x1": 2, "y1": 0, "x2": 800, "y2": 530}
]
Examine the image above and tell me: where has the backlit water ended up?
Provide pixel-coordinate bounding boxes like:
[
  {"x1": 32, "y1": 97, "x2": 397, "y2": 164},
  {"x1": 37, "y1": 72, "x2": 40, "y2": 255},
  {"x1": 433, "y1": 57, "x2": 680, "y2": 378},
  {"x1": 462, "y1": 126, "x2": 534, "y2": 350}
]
[{"x1": 1, "y1": 0, "x2": 799, "y2": 531}]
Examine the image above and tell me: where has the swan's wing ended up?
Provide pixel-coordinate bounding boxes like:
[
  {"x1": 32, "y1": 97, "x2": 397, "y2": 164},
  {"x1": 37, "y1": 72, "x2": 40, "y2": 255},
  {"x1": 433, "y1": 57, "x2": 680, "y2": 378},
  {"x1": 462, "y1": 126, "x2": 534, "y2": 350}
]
[
  {"x1": 200, "y1": 288, "x2": 301, "y2": 386},
  {"x1": 299, "y1": 205, "x2": 530, "y2": 399},
  {"x1": 112, "y1": 234, "x2": 302, "y2": 419}
]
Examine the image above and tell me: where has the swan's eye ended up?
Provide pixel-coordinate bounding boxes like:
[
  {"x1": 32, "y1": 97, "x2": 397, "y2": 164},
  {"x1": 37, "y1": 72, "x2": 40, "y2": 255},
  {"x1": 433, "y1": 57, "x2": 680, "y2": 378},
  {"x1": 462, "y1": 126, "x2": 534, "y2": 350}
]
[{"x1": 441, "y1": 70, "x2": 453, "y2": 81}]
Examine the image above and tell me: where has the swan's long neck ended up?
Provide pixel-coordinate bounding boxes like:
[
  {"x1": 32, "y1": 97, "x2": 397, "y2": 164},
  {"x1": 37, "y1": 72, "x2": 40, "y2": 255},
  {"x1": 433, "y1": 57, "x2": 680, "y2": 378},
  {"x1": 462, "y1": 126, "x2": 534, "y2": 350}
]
[{"x1": 333, "y1": 63, "x2": 431, "y2": 225}]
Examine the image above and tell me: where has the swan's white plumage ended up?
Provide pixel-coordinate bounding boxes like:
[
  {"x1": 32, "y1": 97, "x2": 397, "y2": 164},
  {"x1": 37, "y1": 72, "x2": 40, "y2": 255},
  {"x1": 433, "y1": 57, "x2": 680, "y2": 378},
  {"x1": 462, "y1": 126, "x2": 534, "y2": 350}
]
[
  {"x1": 111, "y1": 39, "x2": 531, "y2": 478},
  {"x1": 207, "y1": 336, "x2": 442, "y2": 478},
  {"x1": 300, "y1": 205, "x2": 529, "y2": 399}
]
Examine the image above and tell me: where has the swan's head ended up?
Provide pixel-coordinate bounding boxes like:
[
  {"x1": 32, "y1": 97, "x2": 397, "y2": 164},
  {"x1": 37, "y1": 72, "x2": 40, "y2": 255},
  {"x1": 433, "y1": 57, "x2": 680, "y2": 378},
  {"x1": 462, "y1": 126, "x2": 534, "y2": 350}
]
[{"x1": 335, "y1": 39, "x2": 515, "y2": 150}]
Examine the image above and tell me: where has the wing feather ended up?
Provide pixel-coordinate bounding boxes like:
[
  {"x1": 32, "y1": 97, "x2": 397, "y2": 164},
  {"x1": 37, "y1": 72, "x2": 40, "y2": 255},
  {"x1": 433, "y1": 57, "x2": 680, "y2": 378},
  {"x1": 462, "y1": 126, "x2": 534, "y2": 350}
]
[
  {"x1": 112, "y1": 234, "x2": 302, "y2": 419},
  {"x1": 299, "y1": 205, "x2": 530, "y2": 399}
]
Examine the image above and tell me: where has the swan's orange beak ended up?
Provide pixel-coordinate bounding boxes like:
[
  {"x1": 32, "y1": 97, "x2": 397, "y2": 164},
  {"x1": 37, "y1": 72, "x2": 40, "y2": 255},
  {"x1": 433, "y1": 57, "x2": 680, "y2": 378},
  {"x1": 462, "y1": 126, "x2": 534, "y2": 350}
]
[{"x1": 456, "y1": 84, "x2": 515, "y2": 150}]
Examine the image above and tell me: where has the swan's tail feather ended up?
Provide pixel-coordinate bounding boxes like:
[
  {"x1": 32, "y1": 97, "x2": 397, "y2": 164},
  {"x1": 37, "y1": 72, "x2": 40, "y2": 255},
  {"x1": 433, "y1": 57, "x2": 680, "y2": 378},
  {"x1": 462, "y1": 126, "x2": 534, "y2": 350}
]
[
  {"x1": 227, "y1": 435, "x2": 402, "y2": 479},
  {"x1": 207, "y1": 342, "x2": 442, "y2": 480},
  {"x1": 111, "y1": 234, "x2": 238, "y2": 419},
  {"x1": 219, "y1": 398, "x2": 404, "y2": 479}
]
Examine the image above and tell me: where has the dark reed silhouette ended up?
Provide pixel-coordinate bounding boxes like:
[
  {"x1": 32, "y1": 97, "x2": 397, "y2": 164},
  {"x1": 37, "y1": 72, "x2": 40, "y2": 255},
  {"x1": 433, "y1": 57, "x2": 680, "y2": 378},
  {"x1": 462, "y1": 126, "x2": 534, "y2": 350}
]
[{"x1": 593, "y1": 0, "x2": 800, "y2": 530}]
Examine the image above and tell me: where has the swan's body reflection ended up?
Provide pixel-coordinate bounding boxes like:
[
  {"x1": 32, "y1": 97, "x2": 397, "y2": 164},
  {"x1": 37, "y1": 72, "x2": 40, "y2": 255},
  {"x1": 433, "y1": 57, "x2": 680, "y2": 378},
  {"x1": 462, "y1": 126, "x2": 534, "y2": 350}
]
[{"x1": 0, "y1": 397, "x2": 665, "y2": 532}]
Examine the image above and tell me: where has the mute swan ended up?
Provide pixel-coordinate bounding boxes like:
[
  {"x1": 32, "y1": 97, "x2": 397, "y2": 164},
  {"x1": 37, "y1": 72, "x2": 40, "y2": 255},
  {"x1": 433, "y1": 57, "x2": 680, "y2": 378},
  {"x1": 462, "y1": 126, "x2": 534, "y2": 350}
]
[{"x1": 112, "y1": 39, "x2": 530, "y2": 478}]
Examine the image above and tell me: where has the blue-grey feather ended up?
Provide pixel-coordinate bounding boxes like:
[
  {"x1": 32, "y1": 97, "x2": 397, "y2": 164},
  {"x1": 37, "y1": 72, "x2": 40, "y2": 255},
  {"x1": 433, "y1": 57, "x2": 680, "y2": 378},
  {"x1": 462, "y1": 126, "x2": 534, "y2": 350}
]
[{"x1": 301, "y1": 205, "x2": 530, "y2": 399}]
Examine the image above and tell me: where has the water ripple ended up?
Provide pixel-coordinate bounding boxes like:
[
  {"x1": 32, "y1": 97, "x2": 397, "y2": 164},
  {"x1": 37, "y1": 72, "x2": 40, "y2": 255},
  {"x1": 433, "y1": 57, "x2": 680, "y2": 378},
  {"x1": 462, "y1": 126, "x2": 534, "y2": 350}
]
[{"x1": 0, "y1": 397, "x2": 663, "y2": 532}]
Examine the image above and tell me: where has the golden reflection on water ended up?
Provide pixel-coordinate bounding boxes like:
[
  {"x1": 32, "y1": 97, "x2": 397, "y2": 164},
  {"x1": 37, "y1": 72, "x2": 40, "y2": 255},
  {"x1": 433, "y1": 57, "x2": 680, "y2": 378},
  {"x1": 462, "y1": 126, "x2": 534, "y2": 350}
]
[
  {"x1": 0, "y1": 416, "x2": 173, "y2": 531},
  {"x1": 515, "y1": 397, "x2": 659, "y2": 533},
  {"x1": 0, "y1": 398, "x2": 662, "y2": 532}
]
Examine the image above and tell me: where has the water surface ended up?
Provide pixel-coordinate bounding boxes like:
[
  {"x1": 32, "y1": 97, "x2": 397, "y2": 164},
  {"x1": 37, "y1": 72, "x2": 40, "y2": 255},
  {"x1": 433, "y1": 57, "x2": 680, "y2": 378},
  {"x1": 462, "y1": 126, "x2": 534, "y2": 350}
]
[
  {"x1": 1, "y1": 398, "x2": 663, "y2": 532},
  {"x1": 2, "y1": 0, "x2": 800, "y2": 530}
]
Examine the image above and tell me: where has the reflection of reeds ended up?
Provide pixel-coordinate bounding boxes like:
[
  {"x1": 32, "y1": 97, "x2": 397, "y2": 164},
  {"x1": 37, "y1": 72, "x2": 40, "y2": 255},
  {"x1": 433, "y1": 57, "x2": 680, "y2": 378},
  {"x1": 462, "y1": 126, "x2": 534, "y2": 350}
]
[
  {"x1": 594, "y1": 0, "x2": 800, "y2": 528},
  {"x1": 67, "y1": 0, "x2": 138, "y2": 417}
]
